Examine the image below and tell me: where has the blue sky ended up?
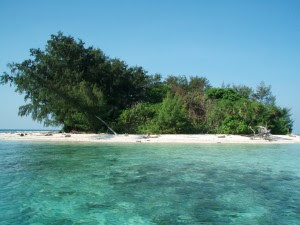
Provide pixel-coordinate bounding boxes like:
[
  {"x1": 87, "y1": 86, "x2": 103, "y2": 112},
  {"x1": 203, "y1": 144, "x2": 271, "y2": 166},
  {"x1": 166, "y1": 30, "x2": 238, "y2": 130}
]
[{"x1": 0, "y1": 0, "x2": 299, "y2": 133}]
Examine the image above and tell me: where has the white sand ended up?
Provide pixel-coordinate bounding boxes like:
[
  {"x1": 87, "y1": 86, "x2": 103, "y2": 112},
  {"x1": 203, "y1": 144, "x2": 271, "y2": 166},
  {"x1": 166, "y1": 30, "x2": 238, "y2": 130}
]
[{"x1": 0, "y1": 132, "x2": 299, "y2": 144}]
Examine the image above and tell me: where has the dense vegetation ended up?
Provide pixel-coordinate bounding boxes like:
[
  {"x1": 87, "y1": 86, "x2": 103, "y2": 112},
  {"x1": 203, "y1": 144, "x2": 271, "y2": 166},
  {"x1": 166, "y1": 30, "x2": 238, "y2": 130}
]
[{"x1": 1, "y1": 33, "x2": 293, "y2": 134}]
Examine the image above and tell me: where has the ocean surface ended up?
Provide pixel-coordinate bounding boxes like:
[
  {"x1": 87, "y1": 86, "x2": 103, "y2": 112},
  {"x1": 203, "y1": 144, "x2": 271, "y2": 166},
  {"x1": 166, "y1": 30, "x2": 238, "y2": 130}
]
[
  {"x1": 0, "y1": 129, "x2": 59, "y2": 133},
  {"x1": 0, "y1": 141, "x2": 299, "y2": 225}
]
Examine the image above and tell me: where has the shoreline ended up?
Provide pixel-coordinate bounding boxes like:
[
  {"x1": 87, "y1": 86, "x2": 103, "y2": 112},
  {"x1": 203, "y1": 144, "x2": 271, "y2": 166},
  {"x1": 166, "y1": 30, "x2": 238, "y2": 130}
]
[{"x1": 0, "y1": 132, "x2": 299, "y2": 144}]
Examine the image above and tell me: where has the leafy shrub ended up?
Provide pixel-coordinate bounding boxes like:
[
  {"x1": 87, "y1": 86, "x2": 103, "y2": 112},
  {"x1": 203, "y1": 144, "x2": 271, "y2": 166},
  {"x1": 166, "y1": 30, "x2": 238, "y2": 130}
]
[{"x1": 116, "y1": 103, "x2": 159, "y2": 133}]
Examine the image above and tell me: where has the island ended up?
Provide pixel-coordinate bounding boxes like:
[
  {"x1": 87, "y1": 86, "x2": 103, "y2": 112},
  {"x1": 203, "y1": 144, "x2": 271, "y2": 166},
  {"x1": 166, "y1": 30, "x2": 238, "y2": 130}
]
[{"x1": 0, "y1": 33, "x2": 294, "y2": 140}]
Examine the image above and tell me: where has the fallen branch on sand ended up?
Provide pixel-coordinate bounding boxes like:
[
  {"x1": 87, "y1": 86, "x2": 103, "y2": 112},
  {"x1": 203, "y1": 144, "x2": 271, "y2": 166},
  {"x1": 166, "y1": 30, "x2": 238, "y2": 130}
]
[
  {"x1": 95, "y1": 116, "x2": 117, "y2": 135},
  {"x1": 250, "y1": 126, "x2": 273, "y2": 141}
]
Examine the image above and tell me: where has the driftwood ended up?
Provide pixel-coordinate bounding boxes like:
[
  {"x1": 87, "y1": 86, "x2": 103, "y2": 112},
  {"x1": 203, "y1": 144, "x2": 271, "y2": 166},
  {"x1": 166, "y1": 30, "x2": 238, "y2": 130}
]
[
  {"x1": 250, "y1": 125, "x2": 272, "y2": 140},
  {"x1": 257, "y1": 126, "x2": 272, "y2": 140},
  {"x1": 143, "y1": 135, "x2": 160, "y2": 139},
  {"x1": 95, "y1": 116, "x2": 117, "y2": 135}
]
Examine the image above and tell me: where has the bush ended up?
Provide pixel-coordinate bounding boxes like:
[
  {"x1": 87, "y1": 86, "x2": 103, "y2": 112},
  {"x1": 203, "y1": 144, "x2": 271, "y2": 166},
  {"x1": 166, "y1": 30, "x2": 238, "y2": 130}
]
[
  {"x1": 116, "y1": 103, "x2": 159, "y2": 134},
  {"x1": 153, "y1": 93, "x2": 193, "y2": 134}
]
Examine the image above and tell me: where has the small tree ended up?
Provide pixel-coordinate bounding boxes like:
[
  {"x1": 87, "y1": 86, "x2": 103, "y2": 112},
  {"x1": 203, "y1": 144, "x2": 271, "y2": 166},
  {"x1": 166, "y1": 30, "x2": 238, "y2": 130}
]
[
  {"x1": 253, "y1": 81, "x2": 276, "y2": 105},
  {"x1": 116, "y1": 103, "x2": 159, "y2": 134},
  {"x1": 154, "y1": 93, "x2": 193, "y2": 134}
]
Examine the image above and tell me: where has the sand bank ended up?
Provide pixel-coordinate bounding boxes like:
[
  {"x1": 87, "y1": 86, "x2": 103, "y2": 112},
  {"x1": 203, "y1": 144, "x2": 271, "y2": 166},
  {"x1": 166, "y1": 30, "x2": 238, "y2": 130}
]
[{"x1": 0, "y1": 132, "x2": 299, "y2": 144}]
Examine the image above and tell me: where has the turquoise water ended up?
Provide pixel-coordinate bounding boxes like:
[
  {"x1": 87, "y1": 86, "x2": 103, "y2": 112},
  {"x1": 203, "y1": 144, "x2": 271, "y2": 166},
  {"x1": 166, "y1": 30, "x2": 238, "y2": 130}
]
[{"x1": 0, "y1": 141, "x2": 300, "y2": 225}]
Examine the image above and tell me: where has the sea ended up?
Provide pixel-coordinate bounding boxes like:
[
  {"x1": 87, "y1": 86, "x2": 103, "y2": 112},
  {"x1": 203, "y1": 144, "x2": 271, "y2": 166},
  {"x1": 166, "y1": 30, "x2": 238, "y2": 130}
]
[
  {"x1": 0, "y1": 132, "x2": 300, "y2": 224},
  {"x1": 0, "y1": 129, "x2": 59, "y2": 133}
]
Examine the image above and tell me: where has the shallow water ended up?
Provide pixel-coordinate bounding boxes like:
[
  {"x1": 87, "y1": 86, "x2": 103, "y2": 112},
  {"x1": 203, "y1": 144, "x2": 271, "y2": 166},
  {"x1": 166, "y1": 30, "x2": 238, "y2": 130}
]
[{"x1": 0, "y1": 141, "x2": 299, "y2": 225}]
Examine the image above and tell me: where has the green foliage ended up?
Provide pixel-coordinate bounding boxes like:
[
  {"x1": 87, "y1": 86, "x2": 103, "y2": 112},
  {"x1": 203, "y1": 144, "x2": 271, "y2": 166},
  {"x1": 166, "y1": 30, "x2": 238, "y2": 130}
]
[
  {"x1": 263, "y1": 106, "x2": 293, "y2": 134},
  {"x1": 1, "y1": 32, "x2": 150, "y2": 132},
  {"x1": 144, "y1": 74, "x2": 169, "y2": 103},
  {"x1": 153, "y1": 93, "x2": 193, "y2": 134},
  {"x1": 205, "y1": 99, "x2": 254, "y2": 134},
  {"x1": 231, "y1": 84, "x2": 254, "y2": 99},
  {"x1": 0, "y1": 32, "x2": 293, "y2": 134},
  {"x1": 204, "y1": 92, "x2": 292, "y2": 134},
  {"x1": 205, "y1": 88, "x2": 243, "y2": 101},
  {"x1": 116, "y1": 103, "x2": 159, "y2": 134},
  {"x1": 117, "y1": 94, "x2": 193, "y2": 134},
  {"x1": 188, "y1": 76, "x2": 211, "y2": 92},
  {"x1": 253, "y1": 81, "x2": 276, "y2": 105}
]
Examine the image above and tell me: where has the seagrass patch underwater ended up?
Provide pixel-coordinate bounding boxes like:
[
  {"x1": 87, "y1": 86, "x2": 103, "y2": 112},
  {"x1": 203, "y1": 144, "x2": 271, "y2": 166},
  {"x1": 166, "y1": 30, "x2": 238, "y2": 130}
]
[{"x1": 0, "y1": 141, "x2": 300, "y2": 224}]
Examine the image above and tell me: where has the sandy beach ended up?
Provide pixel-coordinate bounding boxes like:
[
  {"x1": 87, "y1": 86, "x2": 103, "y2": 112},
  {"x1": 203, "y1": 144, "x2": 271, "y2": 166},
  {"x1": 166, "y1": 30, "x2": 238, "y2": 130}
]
[{"x1": 0, "y1": 132, "x2": 299, "y2": 144}]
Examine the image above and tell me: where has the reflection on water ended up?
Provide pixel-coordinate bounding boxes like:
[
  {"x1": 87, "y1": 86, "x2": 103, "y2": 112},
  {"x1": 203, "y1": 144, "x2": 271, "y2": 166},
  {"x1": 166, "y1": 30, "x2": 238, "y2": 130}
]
[{"x1": 0, "y1": 142, "x2": 300, "y2": 224}]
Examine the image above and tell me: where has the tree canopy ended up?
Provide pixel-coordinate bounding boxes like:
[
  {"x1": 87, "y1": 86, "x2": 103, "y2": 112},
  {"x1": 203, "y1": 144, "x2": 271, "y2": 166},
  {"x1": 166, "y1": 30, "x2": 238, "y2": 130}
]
[{"x1": 1, "y1": 32, "x2": 293, "y2": 134}]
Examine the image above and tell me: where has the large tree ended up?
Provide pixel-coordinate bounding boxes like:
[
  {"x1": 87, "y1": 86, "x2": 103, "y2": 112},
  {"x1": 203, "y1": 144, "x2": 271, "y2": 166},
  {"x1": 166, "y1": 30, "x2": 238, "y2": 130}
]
[{"x1": 1, "y1": 32, "x2": 151, "y2": 132}]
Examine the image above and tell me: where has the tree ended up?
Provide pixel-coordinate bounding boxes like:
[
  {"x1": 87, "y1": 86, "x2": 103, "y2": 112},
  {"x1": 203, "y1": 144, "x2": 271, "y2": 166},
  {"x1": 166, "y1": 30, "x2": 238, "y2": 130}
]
[
  {"x1": 203, "y1": 88, "x2": 291, "y2": 134},
  {"x1": 205, "y1": 88, "x2": 243, "y2": 101},
  {"x1": 154, "y1": 93, "x2": 193, "y2": 134},
  {"x1": 253, "y1": 81, "x2": 276, "y2": 105},
  {"x1": 116, "y1": 103, "x2": 159, "y2": 134},
  {"x1": 231, "y1": 84, "x2": 254, "y2": 99},
  {"x1": 188, "y1": 76, "x2": 211, "y2": 93},
  {"x1": 144, "y1": 74, "x2": 169, "y2": 104},
  {"x1": 1, "y1": 32, "x2": 151, "y2": 132},
  {"x1": 165, "y1": 75, "x2": 189, "y2": 96}
]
